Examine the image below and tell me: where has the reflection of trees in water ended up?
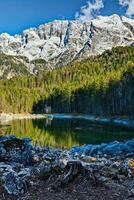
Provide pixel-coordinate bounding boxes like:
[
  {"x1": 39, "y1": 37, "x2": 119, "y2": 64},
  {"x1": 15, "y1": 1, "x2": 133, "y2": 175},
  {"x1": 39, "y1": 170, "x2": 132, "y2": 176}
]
[
  {"x1": 2, "y1": 118, "x2": 134, "y2": 148},
  {"x1": 32, "y1": 118, "x2": 79, "y2": 148},
  {"x1": 3, "y1": 119, "x2": 79, "y2": 148}
]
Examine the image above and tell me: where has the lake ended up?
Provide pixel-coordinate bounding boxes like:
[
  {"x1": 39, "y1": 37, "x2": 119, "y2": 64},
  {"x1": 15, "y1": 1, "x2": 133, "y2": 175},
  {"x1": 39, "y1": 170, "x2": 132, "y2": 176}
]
[{"x1": 0, "y1": 116, "x2": 134, "y2": 149}]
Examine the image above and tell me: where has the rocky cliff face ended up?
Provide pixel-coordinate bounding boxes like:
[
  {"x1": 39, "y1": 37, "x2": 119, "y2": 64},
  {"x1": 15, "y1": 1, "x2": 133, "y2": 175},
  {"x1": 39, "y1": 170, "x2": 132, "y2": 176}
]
[{"x1": 0, "y1": 14, "x2": 134, "y2": 79}]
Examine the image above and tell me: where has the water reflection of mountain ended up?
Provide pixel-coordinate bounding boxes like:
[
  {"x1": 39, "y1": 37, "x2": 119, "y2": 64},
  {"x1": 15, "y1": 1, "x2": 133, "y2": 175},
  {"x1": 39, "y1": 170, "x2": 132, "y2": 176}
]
[{"x1": 1, "y1": 118, "x2": 134, "y2": 148}]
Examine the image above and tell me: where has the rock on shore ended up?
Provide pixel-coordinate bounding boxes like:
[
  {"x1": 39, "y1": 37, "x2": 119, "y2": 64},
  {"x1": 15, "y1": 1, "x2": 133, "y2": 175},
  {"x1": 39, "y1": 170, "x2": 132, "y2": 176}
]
[{"x1": 0, "y1": 136, "x2": 134, "y2": 198}]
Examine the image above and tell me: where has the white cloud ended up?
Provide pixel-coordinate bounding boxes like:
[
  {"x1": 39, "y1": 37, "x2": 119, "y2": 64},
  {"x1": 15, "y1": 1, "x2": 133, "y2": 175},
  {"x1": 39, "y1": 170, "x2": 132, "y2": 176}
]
[
  {"x1": 75, "y1": 0, "x2": 104, "y2": 22},
  {"x1": 119, "y1": 0, "x2": 134, "y2": 18}
]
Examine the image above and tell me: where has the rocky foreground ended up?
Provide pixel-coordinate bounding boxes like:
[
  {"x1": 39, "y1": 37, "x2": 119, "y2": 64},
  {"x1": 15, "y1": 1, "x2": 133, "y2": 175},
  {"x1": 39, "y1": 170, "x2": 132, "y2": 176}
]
[{"x1": 0, "y1": 136, "x2": 134, "y2": 200}]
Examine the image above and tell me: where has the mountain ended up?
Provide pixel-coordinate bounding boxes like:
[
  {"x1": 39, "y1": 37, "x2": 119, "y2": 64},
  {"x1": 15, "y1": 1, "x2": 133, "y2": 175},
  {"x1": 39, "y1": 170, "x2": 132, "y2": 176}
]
[
  {"x1": 0, "y1": 14, "x2": 134, "y2": 79},
  {"x1": 0, "y1": 54, "x2": 49, "y2": 79}
]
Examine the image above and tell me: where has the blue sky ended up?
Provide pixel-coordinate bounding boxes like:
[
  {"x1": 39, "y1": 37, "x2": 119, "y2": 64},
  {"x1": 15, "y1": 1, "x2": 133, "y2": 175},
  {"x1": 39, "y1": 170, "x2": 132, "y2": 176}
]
[{"x1": 0, "y1": 0, "x2": 133, "y2": 35}]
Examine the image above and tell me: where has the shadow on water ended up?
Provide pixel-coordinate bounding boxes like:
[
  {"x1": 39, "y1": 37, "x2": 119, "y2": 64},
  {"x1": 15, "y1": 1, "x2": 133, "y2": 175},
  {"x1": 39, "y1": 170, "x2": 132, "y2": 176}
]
[{"x1": 1, "y1": 118, "x2": 134, "y2": 148}]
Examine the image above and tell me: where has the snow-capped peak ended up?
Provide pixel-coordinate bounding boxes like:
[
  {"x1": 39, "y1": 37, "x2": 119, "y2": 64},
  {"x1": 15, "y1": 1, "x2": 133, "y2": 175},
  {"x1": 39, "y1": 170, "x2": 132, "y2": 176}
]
[{"x1": 0, "y1": 14, "x2": 134, "y2": 65}]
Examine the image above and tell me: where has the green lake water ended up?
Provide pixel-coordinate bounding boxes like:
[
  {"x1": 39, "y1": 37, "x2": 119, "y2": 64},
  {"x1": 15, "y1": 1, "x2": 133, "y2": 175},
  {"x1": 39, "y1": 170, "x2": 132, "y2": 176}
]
[{"x1": 0, "y1": 117, "x2": 134, "y2": 148}]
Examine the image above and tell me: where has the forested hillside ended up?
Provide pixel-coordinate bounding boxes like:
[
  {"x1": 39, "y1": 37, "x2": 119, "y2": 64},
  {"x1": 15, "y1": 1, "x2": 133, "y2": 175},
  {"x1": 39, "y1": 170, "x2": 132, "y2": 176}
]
[{"x1": 0, "y1": 46, "x2": 134, "y2": 116}]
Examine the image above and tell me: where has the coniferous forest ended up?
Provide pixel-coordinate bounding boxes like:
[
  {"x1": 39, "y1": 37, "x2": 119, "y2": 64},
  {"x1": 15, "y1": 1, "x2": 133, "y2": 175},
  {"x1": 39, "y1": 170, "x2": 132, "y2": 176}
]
[{"x1": 0, "y1": 46, "x2": 134, "y2": 116}]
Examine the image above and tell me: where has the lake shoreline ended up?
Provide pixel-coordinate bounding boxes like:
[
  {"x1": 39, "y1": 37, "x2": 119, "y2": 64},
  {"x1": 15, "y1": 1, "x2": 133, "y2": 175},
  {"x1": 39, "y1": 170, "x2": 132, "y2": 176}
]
[
  {"x1": 1, "y1": 113, "x2": 134, "y2": 129},
  {"x1": 47, "y1": 114, "x2": 134, "y2": 129},
  {"x1": 0, "y1": 113, "x2": 46, "y2": 122}
]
